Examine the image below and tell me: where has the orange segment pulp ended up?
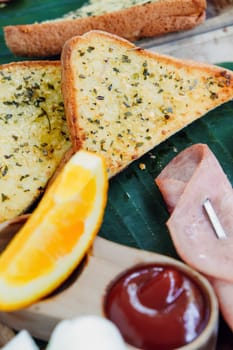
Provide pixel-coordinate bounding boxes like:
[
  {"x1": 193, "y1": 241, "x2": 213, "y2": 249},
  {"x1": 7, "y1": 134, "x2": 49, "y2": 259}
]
[{"x1": 0, "y1": 150, "x2": 108, "y2": 310}]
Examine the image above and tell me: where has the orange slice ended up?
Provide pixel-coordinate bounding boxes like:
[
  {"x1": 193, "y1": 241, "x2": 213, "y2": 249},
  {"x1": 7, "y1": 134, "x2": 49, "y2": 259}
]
[{"x1": 0, "y1": 150, "x2": 108, "y2": 310}]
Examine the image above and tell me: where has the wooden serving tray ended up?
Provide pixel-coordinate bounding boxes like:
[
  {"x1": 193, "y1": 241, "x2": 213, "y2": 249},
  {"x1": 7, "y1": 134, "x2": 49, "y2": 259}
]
[
  {"x1": 0, "y1": 236, "x2": 175, "y2": 341},
  {"x1": 0, "y1": 235, "x2": 216, "y2": 349}
]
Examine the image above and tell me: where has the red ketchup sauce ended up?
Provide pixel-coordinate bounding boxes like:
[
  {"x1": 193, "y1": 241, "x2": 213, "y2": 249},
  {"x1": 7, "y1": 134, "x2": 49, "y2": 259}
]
[{"x1": 104, "y1": 264, "x2": 210, "y2": 350}]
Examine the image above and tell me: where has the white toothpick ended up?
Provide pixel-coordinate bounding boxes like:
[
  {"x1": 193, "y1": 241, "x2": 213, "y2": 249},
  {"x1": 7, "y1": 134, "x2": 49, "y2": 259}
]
[{"x1": 203, "y1": 198, "x2": 227, "y2": 240}]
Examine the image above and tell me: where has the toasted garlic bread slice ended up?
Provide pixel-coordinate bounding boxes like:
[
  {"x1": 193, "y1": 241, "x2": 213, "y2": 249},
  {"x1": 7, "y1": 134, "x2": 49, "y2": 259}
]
[
  {"x1": 4, "y1": 0, "x2": 206, "y2": 57},
  {"x1": 0, "y1": 61, "x2": 71, "y2": 222},
  {"x1": 61, "y1": 30, "x2": 233, "y2": 178}
]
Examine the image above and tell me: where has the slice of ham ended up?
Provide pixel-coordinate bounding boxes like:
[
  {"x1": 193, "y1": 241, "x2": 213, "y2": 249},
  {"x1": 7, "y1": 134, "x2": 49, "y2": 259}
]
[
  {"x1": 209, "y1": 277, "x2": 233, "y2": 331},
  {"x1": 155, "y1": 144, "x2": 233, "y2": 282}
]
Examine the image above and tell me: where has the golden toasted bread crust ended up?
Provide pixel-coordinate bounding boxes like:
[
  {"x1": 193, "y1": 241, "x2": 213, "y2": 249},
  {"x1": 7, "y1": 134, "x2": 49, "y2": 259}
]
[
  {"x1": 4, "y1": 0, "x2": 206, "y2": 57},
  {"x1": 0, "y1": 60, "x2": 61, "y2": 70},
  {"x1": 61, "y1": 30, "x2": 233, "y2": 177}
]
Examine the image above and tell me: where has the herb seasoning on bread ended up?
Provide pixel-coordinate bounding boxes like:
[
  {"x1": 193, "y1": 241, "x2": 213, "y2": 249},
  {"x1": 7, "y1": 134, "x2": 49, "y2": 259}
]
[
  {"x1": 0, "y1": 61, "x2": 71, "y2": 222},
  {"x1": 61, "y1": 30, "x2": 233, "y2": 178}
]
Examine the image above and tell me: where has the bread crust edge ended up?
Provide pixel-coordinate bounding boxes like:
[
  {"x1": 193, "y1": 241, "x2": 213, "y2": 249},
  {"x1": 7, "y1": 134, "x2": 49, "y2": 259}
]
[{"x1": 4, "y1": 0, "x2": 206, "y2": 57}]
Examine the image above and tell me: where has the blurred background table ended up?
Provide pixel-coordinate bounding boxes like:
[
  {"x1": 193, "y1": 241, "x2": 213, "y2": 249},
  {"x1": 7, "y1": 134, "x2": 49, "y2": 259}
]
[{"x1": 140, "y1": 0, "x2": 233, "y2": 64}]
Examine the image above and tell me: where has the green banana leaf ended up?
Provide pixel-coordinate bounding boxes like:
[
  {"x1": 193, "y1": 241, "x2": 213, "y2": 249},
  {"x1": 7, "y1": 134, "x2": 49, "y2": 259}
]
[
  {"x1": 100, "y1": 98, "x2": 233, "y2": 255},
  {"x1": 1, "y1": 1, "x2": 233, "y2": 348}
]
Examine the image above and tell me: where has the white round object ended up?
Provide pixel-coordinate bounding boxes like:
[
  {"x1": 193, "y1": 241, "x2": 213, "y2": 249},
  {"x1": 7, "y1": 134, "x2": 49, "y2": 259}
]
[
  {"x1": 47, "y1": 315, "x2": 127, "y2": 350},
  {"x1": 2, "y1": 330, "x2": 39, "y2": 350}
]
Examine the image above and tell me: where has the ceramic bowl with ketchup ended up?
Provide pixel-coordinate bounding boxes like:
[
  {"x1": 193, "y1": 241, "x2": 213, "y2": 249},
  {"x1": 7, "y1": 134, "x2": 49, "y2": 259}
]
[{"x1": 104, "y1": 258, "x2": 219, "y2": 350}]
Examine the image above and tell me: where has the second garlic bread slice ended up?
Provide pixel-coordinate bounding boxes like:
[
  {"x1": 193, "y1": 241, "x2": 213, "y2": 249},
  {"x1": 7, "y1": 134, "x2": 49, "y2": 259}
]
[{"x1": 62, "y1": 30, "x2": 233, "y2": 177}]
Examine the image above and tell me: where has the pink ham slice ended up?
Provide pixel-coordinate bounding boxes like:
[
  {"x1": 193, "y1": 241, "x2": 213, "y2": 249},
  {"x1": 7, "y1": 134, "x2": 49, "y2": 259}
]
[
  {"x1": 209, "y1": 277, "x2": 233, "y2": 331},
  {"x1": 155, "y1": 143, "x2": 233, "y2": 282}
]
